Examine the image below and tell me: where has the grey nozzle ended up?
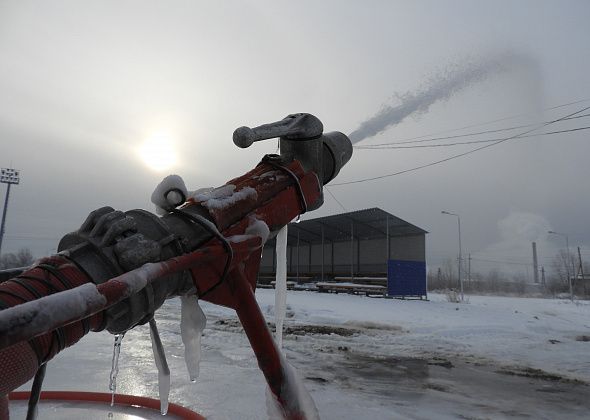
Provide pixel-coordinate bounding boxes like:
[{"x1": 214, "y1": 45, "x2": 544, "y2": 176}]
[{"x1": 322, "y1": 132, "x2": 353, "y2": 184}]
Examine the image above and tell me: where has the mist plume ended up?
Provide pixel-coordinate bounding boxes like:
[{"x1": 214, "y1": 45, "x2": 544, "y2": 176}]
[{"x1": 349, "y1": 52, "x2": 536, "y2": 144}]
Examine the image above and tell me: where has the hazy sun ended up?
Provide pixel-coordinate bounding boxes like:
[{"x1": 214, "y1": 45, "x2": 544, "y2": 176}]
[{"x1": 139, "y1": 131, "x2": 178, "y2": 171}]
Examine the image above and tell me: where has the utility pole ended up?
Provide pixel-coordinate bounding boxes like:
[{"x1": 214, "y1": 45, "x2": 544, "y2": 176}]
[
  {"x1": 532, "y1": 242, "x2": 539, "y2": 283},
  {"x1": 442, "y1": 210, "x2": 463, "y2": 302},
  {"x1": 541, "y1": 266, "x2": 546, "y2": 286},
  {"x1": 578, "y1": 247, "x2": 586, "y2": 296},
  {"x1": 468, "y1": 254, "x2": 471, "y2": 284},
  {"x1": 0, "y1": 168, "x2": 21, "y2": 257}
]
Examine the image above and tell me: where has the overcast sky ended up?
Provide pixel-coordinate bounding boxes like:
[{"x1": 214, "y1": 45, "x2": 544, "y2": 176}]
[{"x1": 1, "y1": 0, "x2": 589, "y2": 278}]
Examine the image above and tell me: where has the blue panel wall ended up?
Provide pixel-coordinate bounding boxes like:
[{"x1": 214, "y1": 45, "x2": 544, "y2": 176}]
[{"x1": 387, "y1": 259, "x2": 426, "y2": 297}]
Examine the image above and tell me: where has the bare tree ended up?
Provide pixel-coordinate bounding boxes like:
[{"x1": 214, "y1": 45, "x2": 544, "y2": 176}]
[
  {"x1": 427, "y1": 258, "x2": 457, "y2": 291},
  {"x1": 442, "y1": 258, "x2": 456, "y2": 288},
  {"x1": 0, "y1": 248, "x2": 34, "y2": 269},
  {"x1": 551, "y1": 250, "x2": 576, "y2": 285}
]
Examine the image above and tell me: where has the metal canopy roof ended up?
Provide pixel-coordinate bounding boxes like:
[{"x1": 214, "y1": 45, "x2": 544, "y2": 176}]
[{"x1": 267, "y1": 207, "x2": 427, "y2": 246}]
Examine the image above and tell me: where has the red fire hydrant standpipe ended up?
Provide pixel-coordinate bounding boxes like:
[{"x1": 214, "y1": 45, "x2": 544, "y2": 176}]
[{"x1": 0, "y1": 113, "x2": 352, "y2": 419}]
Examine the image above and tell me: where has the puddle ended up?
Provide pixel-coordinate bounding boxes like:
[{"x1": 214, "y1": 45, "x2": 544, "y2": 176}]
[
  {"x1": 284, "y1": 324, "x2": 360, "y2": 337},
  {"x1": 214, "y1": 317, "x2": 362, "y2": 336},
  {"x1": 497, "y1": 366, "x2": 586, "y2": 384},
  {"x1": 211, "y1": 315, "x2": 590, "y2": 418},
  {"x1": 307, "y1": 351, "x2": 590, "y2": 419}
]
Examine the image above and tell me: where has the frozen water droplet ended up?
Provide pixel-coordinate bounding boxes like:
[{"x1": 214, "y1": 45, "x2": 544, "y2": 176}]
[{"x1": 108, "y1": 333, "x2": 125, "y2": 407}]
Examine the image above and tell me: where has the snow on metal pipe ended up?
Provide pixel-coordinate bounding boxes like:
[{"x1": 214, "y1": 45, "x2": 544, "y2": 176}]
[
  {"x1": 0, "y1": 260, "x2": 172, "y2": 351},
  {"x1": 0, "y1": 238, "x2": 235, "y2": 352}
]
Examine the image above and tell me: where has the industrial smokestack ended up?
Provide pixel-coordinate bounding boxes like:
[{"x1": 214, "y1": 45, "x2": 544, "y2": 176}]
[{"x1": 532, "y1": 241, "x2": 539, "y2": 283}]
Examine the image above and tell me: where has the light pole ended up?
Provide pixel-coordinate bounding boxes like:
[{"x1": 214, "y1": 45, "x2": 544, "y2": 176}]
[
  {"x1": 442, "y1": 210, "x2": 463, "y2": 301},
  {"x1": 548, "y1": 230, "x2": 574, "y2": 301},
  {"x1": 0, "y1": 168, "x2": 21, "y2": 258}
]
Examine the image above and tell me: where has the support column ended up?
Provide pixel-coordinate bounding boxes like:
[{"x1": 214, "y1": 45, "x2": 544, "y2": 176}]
[
  {"x1": 331, "y1": 241, "x2": 334, "y2": 276},
  {"x1": 350, "y1": 222, "x2": 354, "y2": 281},
  {"x1": 321, "y1": 226, "x2": 325, "y2": 281},
  {"x1": 386, "y1": 215, "x2": 390, "y2": 259},
  {"x1": 308, "y1": 242, "x2": 312, "y2": 275},
  {"x1": 296, "y1": 229, "x2": 300, "y2": 282},
  {"x1": 357, "y1": 238, "x2": 360, "y2": 276}
]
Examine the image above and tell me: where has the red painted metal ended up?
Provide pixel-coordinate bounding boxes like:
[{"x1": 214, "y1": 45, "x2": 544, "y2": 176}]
[{"x1": 0, "y1": 158, "x2": 321, "y2": 419}]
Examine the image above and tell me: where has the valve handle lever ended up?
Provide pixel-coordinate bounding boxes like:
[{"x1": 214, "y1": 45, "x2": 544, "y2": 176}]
[{"x1": 233, "y1": 113, "x2": 323, "y2": 148}]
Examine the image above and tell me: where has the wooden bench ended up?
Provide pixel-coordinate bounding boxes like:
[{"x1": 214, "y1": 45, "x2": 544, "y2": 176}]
[
  {"x1": 334, "y1": 276, "x2": 387, "y2": 287},
  {"x1": 316, "y1": 282, "x2": 387, "y2": 297}
]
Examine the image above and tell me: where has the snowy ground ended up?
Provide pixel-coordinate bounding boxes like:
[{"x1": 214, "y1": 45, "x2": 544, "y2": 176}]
[{"x1": 12, "y1": 290, "x2": 590, "y2": 419}]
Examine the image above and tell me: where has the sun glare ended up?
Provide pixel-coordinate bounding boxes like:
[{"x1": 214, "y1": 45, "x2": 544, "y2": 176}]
[{"x1": 139, "y1": 132, "x2": 178, "y2": 171}]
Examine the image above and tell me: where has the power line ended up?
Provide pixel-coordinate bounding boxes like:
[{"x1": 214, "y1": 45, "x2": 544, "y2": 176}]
[
  {"x1": 366, "y1": 97, "x2": 590, "y2": 145},
  {"x1": 470, "y1": 257, "x2": 532, "y2": 266},
  {"x1": 331, "y1": 105, "x2": 590, "y2": 186},
  {"x1": 4, "y1": 234, "x2": 60, "y2": 240},
  {"x1": 354, "y1": 125, "x2": 590, "y2": 150},
  {"x1": 325, "y1": 186, "x2": 347, "y2": 211},
  {"x1": 355, "y1": 113, "x2": 590, "y2": 148}
]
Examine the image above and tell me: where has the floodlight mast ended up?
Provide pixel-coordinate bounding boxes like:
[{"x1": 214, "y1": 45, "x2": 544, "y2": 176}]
[
  {"x1": 441, "y1": 210, "x2": 463, "y2": 302},
  {"x1": 0, "y1": 168, "x2": 21, "y2": 258}
]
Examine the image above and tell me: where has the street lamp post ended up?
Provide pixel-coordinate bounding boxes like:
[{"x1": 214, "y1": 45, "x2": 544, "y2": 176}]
[
  {"x1": 548, "y1": 230, "x2": 574, "y2": 302},
  {"x1": 442, "y1": 210, "x2": 463, "y2": 302}
]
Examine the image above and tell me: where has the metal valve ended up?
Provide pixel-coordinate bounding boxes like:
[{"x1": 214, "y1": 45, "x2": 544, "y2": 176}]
[
  {"x1": 233, "y1": 113, "x2": 324, "y2": 147},
  {"x1": 233, "y1": 113, "x2": 353, "y2": 210}
]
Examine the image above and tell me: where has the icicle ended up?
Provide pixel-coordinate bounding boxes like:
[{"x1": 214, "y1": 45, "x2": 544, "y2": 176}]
[
  {"x1": 275, "y1": 225, "x2": 288, "y2": 349},
  {"x1": 180, "y1": 295, "x2": 207, "y2": 382},
  {"x1": 109, "y1": 333, "x2": 125, "y2": 407},
  {"x1": 149, "y1": 318, "x2": 171, "y2": 415}
]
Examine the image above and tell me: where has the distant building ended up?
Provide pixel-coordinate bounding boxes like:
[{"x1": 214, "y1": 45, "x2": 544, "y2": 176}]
[{"x1": 259, "y1": 208, "x2": 427, "y2": 297}]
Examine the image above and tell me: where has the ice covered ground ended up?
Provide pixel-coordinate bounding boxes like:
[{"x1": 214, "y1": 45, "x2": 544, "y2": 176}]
[{"x1": 13, "y1": 290, "x2": 590, "y2": 419}]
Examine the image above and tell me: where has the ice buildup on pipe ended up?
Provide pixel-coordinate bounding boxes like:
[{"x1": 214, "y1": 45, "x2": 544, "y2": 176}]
[
  {"x1": 274, "y1": 225, "x2": 288, "y2": 349},
  {"x1": 109, "y1": 333, "x2": 125, "y2": 407},
  {"x1": 151, "y1": 175, "x2": 188, "y2": 215},
  {"x1": 180, "y1": 295, "x2": 207, "y2": 382},
  {"x1": 149, "y1": 318, "x2": 171, "y2": 415}
]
